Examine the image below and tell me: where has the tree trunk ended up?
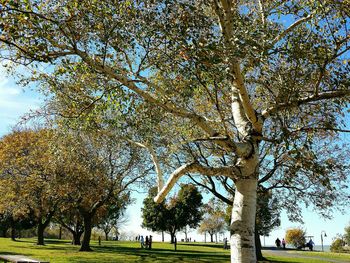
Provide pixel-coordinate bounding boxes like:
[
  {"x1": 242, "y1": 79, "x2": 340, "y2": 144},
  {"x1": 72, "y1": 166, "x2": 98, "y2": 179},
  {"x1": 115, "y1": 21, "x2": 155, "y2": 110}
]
[
  {"x1": 72, "y1": 231, "x2": 83, "y2": 245},
  {"x1": 230, "y1": 178, "x2": 258, "y2": 263},
  {"x1": 37, "y1": 222, "x2": 46, "y2": 245},
  {"x1": 170, "y1": 232, "x2": 175, "y2": 244},
  {"x1": 58, "y1": 226, "x2": 62, "y2": 240},
  {"x1": 210, "y1": 233, "x2": 214, "y2": 242},
  {"x1": 2, "y1": 228, "x2": 7, "y2": 238},
  {"x1": 105, "y1": 231, "x2": 108, "y2": 241},
  {"x1": 255, "y1": 227, "x2": 264, "y2": 261},
  {"x1": 161, "y1": 231, "x2": 164, "y2": 242},
  {"x1": 80, "y1": 214, "x2": 93, "y2": 251},
  {"x1": 10, "y1": 227, "x2": 16, "y2": 241}
]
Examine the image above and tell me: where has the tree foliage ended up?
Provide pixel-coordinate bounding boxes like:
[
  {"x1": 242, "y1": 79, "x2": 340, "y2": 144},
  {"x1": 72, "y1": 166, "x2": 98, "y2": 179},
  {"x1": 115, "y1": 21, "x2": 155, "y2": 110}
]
[
  {"x1": 285, "y1": 228, "x2": 306, "y2": 248},
  {"x1": 199, "y1": 198, "x2": 226, "y2": 242},
  {"x1": 0, "y1": 129, "x2": 59, "y2": 245},
  {"x1": 142, "y1": 184, "x2": 203, "y2": 242}
]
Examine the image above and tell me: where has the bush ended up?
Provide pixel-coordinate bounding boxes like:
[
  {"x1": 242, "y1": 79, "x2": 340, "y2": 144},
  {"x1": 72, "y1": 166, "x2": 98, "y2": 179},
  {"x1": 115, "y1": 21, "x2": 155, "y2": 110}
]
[
  {"x1": 330, "y1": 238, "x2": 344, "y2": 252},
  {"x1": 285, "y1": 228, "x2": 306, "y2": 248}
]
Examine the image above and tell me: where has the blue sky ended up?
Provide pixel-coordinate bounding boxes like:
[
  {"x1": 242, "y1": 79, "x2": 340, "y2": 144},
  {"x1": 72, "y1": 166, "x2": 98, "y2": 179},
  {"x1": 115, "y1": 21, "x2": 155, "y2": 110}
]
[{"x1": 1, "y1": 64, "x2": 349, "y2": 246}]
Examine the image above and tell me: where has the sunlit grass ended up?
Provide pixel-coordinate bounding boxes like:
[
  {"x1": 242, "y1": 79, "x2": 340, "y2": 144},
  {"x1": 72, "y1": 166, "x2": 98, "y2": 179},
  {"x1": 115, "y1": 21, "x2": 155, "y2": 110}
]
[
  {"x1": 2, "y1": 238, "x2": 350, "y2": 262},
  {"x1": 0, "y1": 238, "x2": 230, "y2": 263}
]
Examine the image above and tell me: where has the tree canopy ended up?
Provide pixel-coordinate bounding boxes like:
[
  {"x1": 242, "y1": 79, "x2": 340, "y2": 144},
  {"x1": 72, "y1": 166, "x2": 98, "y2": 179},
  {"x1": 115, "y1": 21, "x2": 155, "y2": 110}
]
[{"x1": 142, "y1": 184, "x2": 203, "y2": 243}]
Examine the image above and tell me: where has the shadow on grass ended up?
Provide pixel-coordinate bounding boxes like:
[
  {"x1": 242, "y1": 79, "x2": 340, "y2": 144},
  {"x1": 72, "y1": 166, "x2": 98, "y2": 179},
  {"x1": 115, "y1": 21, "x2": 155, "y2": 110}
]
[
  {"x1": 94, "y1": 245, "x2": 229, "y2": 258},
  {"x1": 183, "y1": 243, "x2": 225, "y2": 249}
]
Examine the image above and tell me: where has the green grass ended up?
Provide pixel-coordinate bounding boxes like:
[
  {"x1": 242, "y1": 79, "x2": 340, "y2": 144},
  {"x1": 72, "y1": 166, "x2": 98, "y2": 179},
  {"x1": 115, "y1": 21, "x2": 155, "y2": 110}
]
[
  {"x1": 263, "y1": 249, "x2": 350, "y2": 263},
  {"x1": 0, "y1": 238, "x2": 230, "y2": 262},
  {"x1": 1, "y1": 238, "x2": 350, "y2": 262}
]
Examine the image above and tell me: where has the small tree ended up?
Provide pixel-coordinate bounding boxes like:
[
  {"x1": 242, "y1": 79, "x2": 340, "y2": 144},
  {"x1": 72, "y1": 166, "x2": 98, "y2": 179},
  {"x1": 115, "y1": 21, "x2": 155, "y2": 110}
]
[
  {"x1": 330, "y1": 238, "x2": 344, "y2": 252},
  {"x1": 285, "y1": 228, "x2": 306, "y2": 248},
  {"x1": 199, "y1": 198, "x2": 226, "y2": 243},
  {"x1": 142, "y1": 184, "x2": 203, "y2": 243}
]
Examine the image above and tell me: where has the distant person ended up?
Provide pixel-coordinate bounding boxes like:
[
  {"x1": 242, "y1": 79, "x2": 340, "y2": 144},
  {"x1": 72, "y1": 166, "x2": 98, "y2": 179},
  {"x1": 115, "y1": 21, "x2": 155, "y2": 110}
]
[
  {"x1": 149, "y1": 235, "x2": 152, "y2": 250},
  {"x1": 223, "y1": 238, "x2": 228, "y2": 249},
  {"x1": 306, "y1": 239, "x2": 315, "y2": 251},
  {"x1": 140, "y1": 235, "x2": 144, "y2": 248},
  {"x1": 145, "y1": 235, "x2": 149, "y2": 248},
  {"x1": 282, "y1": 238, "x2": 286, "y2": 249},
  {"x1": 275, "y1": 238, "x2": 281, "y2": 248},
  {"x1": 98, "y1": 236, "x2": 101, "y2": 246}
]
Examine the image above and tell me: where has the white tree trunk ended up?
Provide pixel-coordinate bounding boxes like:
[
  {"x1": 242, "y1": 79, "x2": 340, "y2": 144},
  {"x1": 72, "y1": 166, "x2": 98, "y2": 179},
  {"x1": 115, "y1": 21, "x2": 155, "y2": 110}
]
[{"x1": 230, "y1": 177, "x2": 258, "y2": 263}]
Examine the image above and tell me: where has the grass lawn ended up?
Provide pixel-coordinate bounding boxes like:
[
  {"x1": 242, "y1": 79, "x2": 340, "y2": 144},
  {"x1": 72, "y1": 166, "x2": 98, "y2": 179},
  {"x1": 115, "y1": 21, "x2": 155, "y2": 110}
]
[
  {"x1": 1, "y1": 238, "x2": 350, "y2": 262},
  {"x1": 0, "y1": 238, "x2": 230, "y2": 263}
]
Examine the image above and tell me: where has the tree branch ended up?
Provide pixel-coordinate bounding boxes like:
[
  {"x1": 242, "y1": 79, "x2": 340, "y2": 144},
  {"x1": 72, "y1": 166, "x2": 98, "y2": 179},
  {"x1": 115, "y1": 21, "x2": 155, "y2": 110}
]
[
  {"x1": 262, "y1": 90, "x2": 350, "y2": 118},
  {"x1": 271, "y1": 14, "x2": 313, "y2": 47},
  {"x1": 154, "y1": 162, "x2": 239, "y2": 203}
]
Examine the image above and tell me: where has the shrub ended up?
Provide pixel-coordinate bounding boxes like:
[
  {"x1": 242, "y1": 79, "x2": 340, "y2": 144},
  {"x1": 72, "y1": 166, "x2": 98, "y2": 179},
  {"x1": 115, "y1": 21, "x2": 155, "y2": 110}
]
[
  {"x1": 330, "y1": 238, "x2": 344, "y2": 252},
  {"x1": 285, "y1": 228, "x2": 306, "y2": 248}
]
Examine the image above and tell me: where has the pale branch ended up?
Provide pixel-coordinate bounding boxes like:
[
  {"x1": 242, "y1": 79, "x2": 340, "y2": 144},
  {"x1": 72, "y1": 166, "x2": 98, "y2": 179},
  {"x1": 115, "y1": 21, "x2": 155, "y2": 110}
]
[
  {"x1": 231, "y1": 63, "x2": 263, "y2": 133},
  {"x1": 154, "y1": 162, "x2": 239, "y2": 203},
  {"x1": 262, "y1": 90, "x2": 350, "y2": 118},
  {"x1": 211, "y1": 2, "x2": 261, "y2": 133},
  {"x1": 258, "y1": 0, "x2": 266, "y2": 26},
  {"x1": 125, "y1": 140, "x2": 164, "y2": 191},
  {"x1": 271, "y1": 14, "x2": 313, "y2": 47}
]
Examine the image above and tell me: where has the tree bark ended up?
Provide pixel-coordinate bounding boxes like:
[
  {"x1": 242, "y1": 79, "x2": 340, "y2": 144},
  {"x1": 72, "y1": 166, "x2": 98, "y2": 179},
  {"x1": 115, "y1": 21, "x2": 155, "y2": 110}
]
[
  {"x1": 230, "y1": 178, "x2": 258, "y2": 263},
  {"x1": 37, "y1": 223, "x2": 45, "y2": 245},
  {"x1": 58, "y1": 226, "x2": 62, "y2": 240},
  {"x1": 170, "y1": 232, "x2": 175, "y2": 244},
  {"x1": 255, "y1": 227, "x2": 264, "y2": 261},
  {"x1": 72, "y1": 231, "x2": 83, "y2": 245},
  {"x1": 80, "y1": 214, "x2": 93, "y2": 251},
  {"x1": 210, "y1": 233, "x2": 214, "y2": 243},
  {"x1": 10, "y1": 227, "x2": 16, "y2": 241}
]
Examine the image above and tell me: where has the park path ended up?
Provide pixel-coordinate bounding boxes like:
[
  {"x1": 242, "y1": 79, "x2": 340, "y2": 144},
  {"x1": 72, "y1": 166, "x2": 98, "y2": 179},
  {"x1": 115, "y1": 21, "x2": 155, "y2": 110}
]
[{"x1": 262, "y1": 247, "x2": 349, "y2": 263}]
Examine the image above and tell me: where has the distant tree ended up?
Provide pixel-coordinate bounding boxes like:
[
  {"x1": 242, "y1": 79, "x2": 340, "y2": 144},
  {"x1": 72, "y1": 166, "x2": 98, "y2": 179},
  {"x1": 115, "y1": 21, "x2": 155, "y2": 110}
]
[
  {"x1": 97, "y1": 195, "x2": 130, "y2": 241},
  {"x1": 330, "y1": 235, "x2": 345, "y2": 252},
  {"x1": 142, "y1": 184, "x2": 203, "y2": 243},
  {"x1": 285, "y1": 228, "x2": 306, "y2": 248},
  {"x1": 344, "y1": 223, "x2": 350, "y2": 246},
  {"x1": 54, "y1": 131, "x2": 148, "y2": 251},
  {"x1": 199, "y1": 198, "x2": 226, "y2": 242},
  {"x1": 0, "y1": 129, "x2": 59, "y2": 245}
]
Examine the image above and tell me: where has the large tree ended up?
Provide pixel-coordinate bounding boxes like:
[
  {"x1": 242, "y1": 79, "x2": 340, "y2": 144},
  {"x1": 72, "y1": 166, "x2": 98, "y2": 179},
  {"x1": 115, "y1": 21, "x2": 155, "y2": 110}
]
[
  {"x1": 142, "y1": 184, "x2": 203, "y2": 243},
  {"x1": 1, "y1": 1, "x2": 350, "y2": 262},
  {"x1": 53, "y1": 131, "x2": 148, "y2": 251},
  {"x1": 0, "y1": 129, "x2": 59, "y2": 245}
]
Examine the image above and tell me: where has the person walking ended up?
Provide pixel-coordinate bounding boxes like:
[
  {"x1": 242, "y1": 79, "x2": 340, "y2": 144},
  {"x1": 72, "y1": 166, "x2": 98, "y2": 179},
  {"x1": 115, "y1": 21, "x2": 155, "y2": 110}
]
[
  {"x1": 275, "y1": 238, "x2": 281, "y2": 248},
  {"x1": 282, "y1": 238, "x2": 286, "y2": 249},
  {"x1": 149, "y1": 235, "x2": 152, "y2": 250},
  {"x1": 140, "y1": 235, "x2": 144, "y2": 248}
]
